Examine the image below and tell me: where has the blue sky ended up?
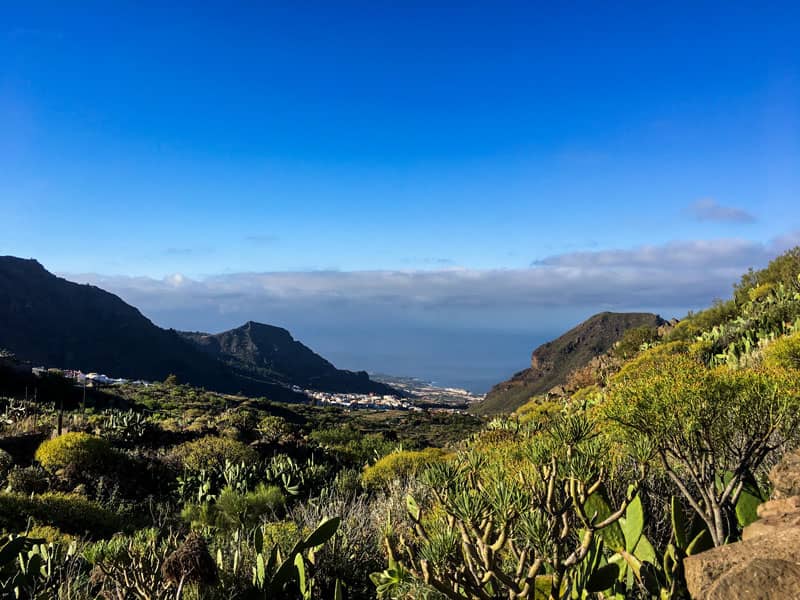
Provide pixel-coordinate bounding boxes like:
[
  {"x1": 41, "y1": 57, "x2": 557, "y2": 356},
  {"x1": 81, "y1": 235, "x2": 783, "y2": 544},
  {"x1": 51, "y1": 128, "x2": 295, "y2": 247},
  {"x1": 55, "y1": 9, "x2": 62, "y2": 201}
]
[{"x1": 2, "y1": 2, "x2": 799, "y2": 390}]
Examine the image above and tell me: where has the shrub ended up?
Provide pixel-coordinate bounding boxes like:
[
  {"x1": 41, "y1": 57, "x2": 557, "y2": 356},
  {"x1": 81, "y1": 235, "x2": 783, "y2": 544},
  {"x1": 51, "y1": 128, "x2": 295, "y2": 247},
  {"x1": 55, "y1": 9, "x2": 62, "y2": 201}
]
[
  {"x1": 260, "y1": 520, "x2": 301, "y2": 554},
  {"x1": 764, "y1": 331, "x2": 800, "y2": 371},
  {"x1": 612, "y1": 325, "x2": 661, "y2": 359},
  {"x1": 85, "y1": 528, "x2": 181, "y2": 597},
  {"x1": 25, "y1": 524, "x2": 76, "y2": 545},
  {"x1": 606, "y1": 351, "x2": 800, "y2": 547},
  {"x1": 361, "y1": 448, "x2": 448, "y2": 491},
  {"x1": 162, "y1": 532, "x2": 218, "y2": 587},
  {"x1": 35, "y1": 432, "x2": 115, "y2": 473},
  {"x1": 171, "y1": 436, "x2": 258, "y2": 473},
  {"x1": 257, "y1": 415, "x2": 292, "y2": 444},
  {"x1": 0, "y1": 491, "x2": 121, "y2": 537},
  {"x1": 182, "y1": 484, "x2": 285, "y2": 530},
  {"x1": 0, "y1": 448, "x2": 13, "y2": 481},
  {"x1": 6, "y1": 464, "x2": 50, "y2": 494},
  {"x1": 216, "y1": 409, "x2": 259, "y2": 440}
]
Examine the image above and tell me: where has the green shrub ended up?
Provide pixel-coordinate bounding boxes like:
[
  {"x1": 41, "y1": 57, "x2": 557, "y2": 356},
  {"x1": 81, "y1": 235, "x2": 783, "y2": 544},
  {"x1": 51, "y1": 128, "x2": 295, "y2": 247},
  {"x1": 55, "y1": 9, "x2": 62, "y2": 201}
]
[
  {"x1": 257, "y1": 415, "x2": 292, "y2": 443},
  {"x1": 172, "y1": 436, "x2": 258, "y2": 473},
  {"x1": 6, "y1": 465, "x2": 50, "y2": 494},
  {"x1": 361, "y1": 448, "x2": 448, "y2": 491},
  {"x1": 311, "y1": 427, "x2": 397, "y2": 465},
  {"x1": 182, "y1": 484, "x2": 285, "y2": 530},
  {"x1": 216, "y1": 409, "x2": 259, "y2": 440},
  {"x1": 260, "y1": 520, "x2": 301, "y2": 554},
  {"x1": 0, "y1": 491, "x2": 120, "y2": 537},
  {"x1": 25, "y1": 524, "x2": 76, "y2": 544},
  {"x1": 35, "y1": 432, "x2": 115, "y2": 473}
]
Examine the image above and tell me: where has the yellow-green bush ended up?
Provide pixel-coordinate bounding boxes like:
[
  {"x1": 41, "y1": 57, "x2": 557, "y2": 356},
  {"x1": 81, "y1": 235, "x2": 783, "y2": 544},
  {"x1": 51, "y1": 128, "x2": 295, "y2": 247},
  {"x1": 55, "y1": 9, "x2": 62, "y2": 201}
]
[
  {"x1": 35, "y1": 432, "x2": 115, "y2": 473},
  {"x1": 516, "y1": 398, "x2": 563, "y2": 426},
  {"x1": 763, "y1": 331, "x2": 800, "y2": 371},
  {"x1": 361, "y1": 447, "x2": 448, "y2": 491},
  {"x1": 0, "y1": 491, "x2": 120, "y2": 537},
  {"x1": 172, "y1": 436, "x2": 259, "y2": 473},
  {"x1": 182, "y1": 484, "x2": 285, "y2": 531},
  {"x1": 261, "y1": 520, "x2": 300, "y2": 550},
  {"x1": 25, "y1": 524, "x2": 76, "y2": 544}
]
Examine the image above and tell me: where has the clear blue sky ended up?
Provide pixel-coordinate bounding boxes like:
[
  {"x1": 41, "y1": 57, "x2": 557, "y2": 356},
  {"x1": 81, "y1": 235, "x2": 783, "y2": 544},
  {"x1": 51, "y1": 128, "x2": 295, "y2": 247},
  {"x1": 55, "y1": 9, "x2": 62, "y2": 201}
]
[{"x1": 2, "y1": 2, "x2": 799, "y2": 390}]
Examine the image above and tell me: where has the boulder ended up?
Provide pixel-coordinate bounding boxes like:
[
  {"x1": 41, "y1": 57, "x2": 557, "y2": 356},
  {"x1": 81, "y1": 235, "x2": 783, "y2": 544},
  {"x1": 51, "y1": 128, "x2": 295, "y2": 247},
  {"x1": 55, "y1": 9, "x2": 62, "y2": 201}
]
[
  {"x1": 685, "y1": 450, "x2": 800, "y2": 598},
  {"x1": 769, "y1": 450, "x2": 800, "y2": 498},
  {"x1": 705, "y1": 558, "x2": 800, "y2": 600},
  {"x1": 684, "y1": 527, "x2": 800, "y2": 598}
]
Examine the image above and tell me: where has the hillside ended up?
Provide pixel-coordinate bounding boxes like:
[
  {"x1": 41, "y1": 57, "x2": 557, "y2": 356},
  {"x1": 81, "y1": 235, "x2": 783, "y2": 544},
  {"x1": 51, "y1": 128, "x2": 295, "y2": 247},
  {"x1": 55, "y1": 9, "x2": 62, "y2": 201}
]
[
  {"x1": 473, "y1": 311, "x2": 666, "y2": 414},
  {"x1": 0, "y1": 256, "x2": 390, "y2": 400},
  {"x1": 181, "y1": 321, "x2": 399, "y2": 395}
]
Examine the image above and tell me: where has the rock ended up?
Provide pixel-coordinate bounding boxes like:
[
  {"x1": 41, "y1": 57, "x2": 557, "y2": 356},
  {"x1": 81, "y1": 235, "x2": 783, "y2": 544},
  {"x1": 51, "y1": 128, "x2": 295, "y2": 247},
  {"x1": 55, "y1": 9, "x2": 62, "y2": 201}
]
[
  {"x1": 769, "y1": 450, "x2": 800, "y2": 498},
  {"x1": 705, "y1": 558, "x2": 800, "y2": 600},
  {"x1": 742, "y1": 511, "x2": 800, "y2": 541},
  {"x1": 686, "y1": 449, "x2": 800, "y2": 598},
  {"x1": 743, "y1": 497, "x2": 800, "y2": 541},
  {"x1": 757, "y1": 496, "x2": 800, "y2": 519},
  {"x1": 684, "y1": 526, "x2": 800, "y2": 598}
]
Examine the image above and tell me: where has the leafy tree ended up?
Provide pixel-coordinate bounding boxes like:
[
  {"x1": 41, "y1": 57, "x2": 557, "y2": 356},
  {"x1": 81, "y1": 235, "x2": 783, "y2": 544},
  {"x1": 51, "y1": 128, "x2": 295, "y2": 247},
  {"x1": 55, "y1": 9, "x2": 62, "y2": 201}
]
[{"x1": 606, "y1": 350, "x2": 800, "y2": 547}]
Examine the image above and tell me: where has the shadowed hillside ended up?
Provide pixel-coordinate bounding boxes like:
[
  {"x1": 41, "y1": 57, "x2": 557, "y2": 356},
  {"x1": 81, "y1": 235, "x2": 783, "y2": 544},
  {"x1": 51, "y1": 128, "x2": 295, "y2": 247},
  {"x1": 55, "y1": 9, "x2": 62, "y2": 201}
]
[
  {"x1": 0, "y1": 257, "x2": 392, "y2": 401},
  {"x1": 181, "y1": 321, "x2": 400, "y2": 395}
]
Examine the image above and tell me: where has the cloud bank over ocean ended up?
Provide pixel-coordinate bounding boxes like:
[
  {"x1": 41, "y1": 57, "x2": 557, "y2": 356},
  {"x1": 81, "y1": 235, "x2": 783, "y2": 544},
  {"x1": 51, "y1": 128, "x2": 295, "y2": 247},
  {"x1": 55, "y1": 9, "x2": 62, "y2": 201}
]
[{"x1": 65, "y1": 233, "x2": 800, "y2": 391}]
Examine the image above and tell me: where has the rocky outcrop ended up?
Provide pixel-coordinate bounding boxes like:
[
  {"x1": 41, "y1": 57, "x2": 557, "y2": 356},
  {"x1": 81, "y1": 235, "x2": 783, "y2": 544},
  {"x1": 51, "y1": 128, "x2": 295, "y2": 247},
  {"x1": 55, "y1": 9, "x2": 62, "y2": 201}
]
[{"x1": 684, "y1": 450, "x2": 800, "y2": 599}]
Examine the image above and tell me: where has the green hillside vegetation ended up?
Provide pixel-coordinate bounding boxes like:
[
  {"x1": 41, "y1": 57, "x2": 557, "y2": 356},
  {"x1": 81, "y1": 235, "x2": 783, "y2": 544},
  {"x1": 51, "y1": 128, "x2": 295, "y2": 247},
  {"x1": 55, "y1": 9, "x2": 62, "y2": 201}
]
[{"x1": 1, "y1": 247, "x2": 800, "y2": 599}]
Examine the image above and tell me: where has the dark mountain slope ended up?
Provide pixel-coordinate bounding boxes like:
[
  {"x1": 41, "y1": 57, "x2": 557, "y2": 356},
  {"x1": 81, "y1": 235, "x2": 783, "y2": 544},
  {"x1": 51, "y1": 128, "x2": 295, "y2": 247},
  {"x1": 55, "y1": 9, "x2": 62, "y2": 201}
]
[
  {"x1": 0, "y1": 257, "x2": 300, "y2": 401},
  {"x1": 181, "y1": 321, "x2": 399, "y2": 395},
  {"x1": 473, "y1": 312, "x2": 666, "y2": 415}
]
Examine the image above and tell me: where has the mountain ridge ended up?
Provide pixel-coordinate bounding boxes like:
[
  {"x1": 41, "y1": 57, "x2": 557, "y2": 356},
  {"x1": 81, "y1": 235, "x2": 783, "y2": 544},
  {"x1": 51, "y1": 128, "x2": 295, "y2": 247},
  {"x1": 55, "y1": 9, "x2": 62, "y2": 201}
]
[
  {"x1": 180, "y1": 321, "x2": 398, "y2": 396},
  {"x1": 473, "y1": 311, "x2": 667, "y2": 414},
  {"x1": 0, "y1": 256, "x2": 394, "y2": 400}
]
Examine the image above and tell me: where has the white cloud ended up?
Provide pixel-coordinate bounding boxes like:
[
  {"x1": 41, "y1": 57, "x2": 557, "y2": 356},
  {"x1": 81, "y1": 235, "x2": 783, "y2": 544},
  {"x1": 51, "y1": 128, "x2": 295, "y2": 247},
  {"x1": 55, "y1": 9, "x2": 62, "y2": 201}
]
[{"x1": 65, "y1": 233, "x2": 800, "y2": 333}]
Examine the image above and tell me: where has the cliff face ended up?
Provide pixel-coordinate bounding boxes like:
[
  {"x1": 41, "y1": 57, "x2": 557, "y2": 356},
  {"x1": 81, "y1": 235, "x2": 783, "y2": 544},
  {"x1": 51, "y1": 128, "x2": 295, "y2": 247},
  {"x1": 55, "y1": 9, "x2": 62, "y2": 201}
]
[{"x1": 473, "y1": 312, "x2": 666, "y2": 415}]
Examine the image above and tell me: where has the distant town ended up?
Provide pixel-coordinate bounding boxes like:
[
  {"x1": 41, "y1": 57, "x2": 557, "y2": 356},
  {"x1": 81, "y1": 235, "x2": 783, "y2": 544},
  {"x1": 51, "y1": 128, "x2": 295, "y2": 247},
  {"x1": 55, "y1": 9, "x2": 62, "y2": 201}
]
[
  {"x1": 3, "y1": 351, "x2": 483, "y2": 414},
  {"x1": 301, "y1": 374, "x2": 483, "y2": 413}
]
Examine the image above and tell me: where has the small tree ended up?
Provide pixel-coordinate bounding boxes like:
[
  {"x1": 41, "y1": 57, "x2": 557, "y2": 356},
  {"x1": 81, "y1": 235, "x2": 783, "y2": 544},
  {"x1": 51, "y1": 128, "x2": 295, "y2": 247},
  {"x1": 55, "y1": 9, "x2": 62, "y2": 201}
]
[{"x1": 606, "y1": 350, "x2": 800, "y2": 547}]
